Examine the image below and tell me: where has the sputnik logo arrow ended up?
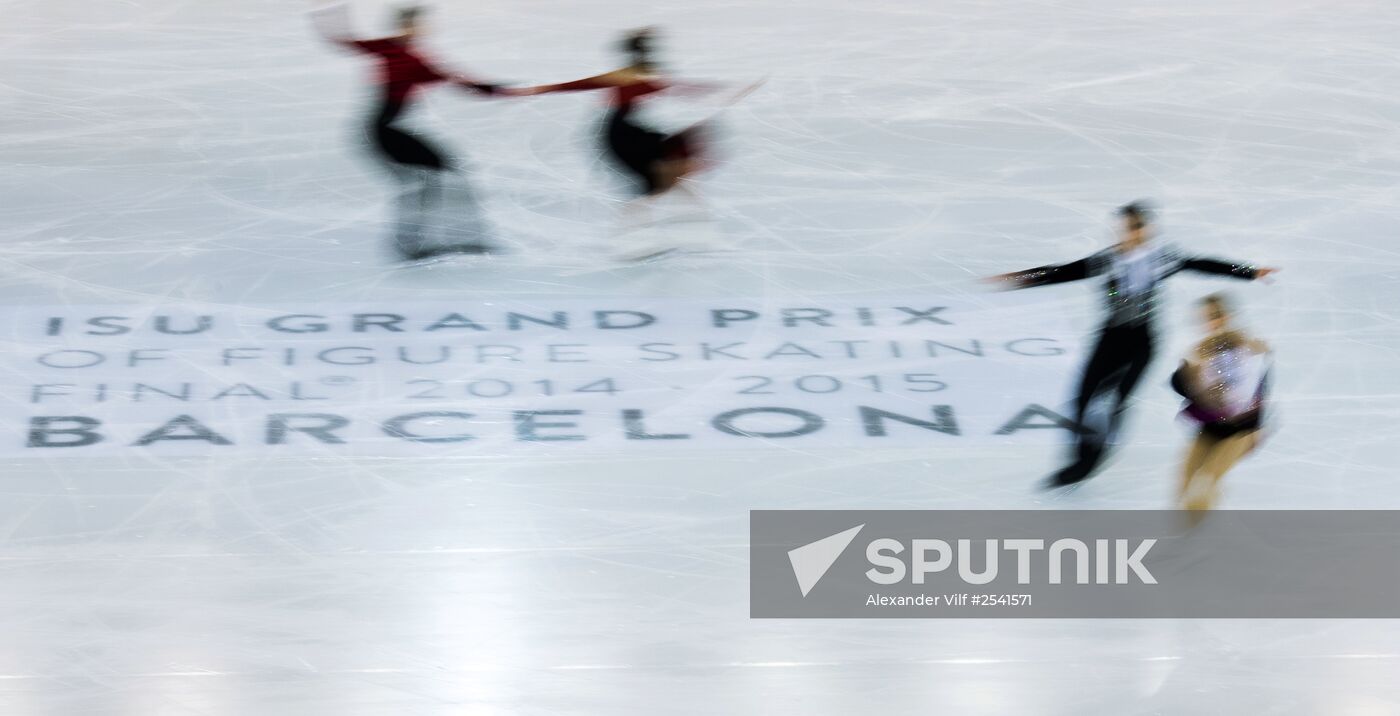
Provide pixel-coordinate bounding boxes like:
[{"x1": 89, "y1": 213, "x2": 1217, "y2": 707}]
[{"x1": 787, "y1": 524, "x2": 865, "y2": 597}]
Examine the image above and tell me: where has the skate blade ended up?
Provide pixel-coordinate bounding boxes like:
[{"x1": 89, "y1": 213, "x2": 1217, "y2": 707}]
[
  {"x1": 395, "y1": 245, "x2": 495, "y2": 267},
  {"x1": 618, "y1": 247, "x2": 682, "y2": 263}
]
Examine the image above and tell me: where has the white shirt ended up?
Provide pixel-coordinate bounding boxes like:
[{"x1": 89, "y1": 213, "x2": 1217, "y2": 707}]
[{"x1": 1114, "y1": 245, "x2": 1157, "y2": 296}]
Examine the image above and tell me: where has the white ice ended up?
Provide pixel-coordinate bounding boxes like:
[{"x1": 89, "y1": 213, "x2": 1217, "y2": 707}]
[{"x1": 2, "y1": 0, "x2": 1400, "y2": 713}]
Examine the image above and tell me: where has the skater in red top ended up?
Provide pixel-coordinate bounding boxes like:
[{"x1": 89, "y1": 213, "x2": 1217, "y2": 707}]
[
  {"x1": 512, "y1": 28, "x2": 715, "y2": 196},
  {"x1": 509, "y1": 28, "x2": 758, "y2": 258},
  {"x1": 310, "y1": 3, "x2": 502, "y2": 260}
]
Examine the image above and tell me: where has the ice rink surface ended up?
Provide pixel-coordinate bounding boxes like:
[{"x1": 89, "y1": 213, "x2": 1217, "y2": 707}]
[{"x1": 2, "y1": 0, "x2": 1400, "y2": 713}]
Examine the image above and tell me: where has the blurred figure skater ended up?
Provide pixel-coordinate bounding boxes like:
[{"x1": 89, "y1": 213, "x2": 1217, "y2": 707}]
[
  {"x1": 310, "y1": 2, "x2": 501, "y2": 261},
  {"x1": 1171, "y1": 294, "x2": 1270, "y2": 512},
  {"x1": 987, "y1": 202, "x2": 1279, "y2": 487},
  {"x1": 509, "y1": 28, "x2": 757, "y2": 259}
]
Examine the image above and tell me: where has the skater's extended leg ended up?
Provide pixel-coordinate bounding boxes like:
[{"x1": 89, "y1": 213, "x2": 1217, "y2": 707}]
[
  {"x1": 438, "y1": 169, "x2": 493, "y2": 255},
  {"x1": 1049, "y1": 325, "x2": 1152, "y2": 486},
  {"x1": 391, "y1": 167, "x2": 433, "y2": 261},
  {"x1": 1179, "y1": 432, "x2": 1216, "y2": 508},
  {"x1": 372, "y1": 115, "x2": 461, "y2": 260},
  {"x1": 1191, "y1": 432, "x2": 1258, "y2": 510},
  {"x1": 1072, "y1": 331, "x2": 1122, "y2": 431},
  {"x1": 1103, "y1": 325, "x2": 1155, "y2": 444}
]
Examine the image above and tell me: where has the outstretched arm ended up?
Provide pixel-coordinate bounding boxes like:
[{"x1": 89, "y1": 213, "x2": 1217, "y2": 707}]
[
  {"x1": 307, "y1": 2, "x2": 354, "y2": 47},
  {"x1": 308, "y1": 1, "x2": 414, "y2": 52},
  {"x1": 669, "y1": 78, "x2": 766, "y2": 104},
  {"x1": 1178, "y1": 256, "x2": 1278, "y2": 281},
  {"x1": 308, "y1": 2, "x2": 366, "y2": 50},
  {"x1": 438, "y1": 68, "x2": 501, "y2": 96},
  {"x1": 985, "y1": 254, "x2": 1103, "y2": 290},
  {"x1": 452, "y1": 78, "x2": 503, "y2": 96},
  {"x1": 508, "y1": 71, "x2": 628, "y2": 96},
  {"x1": 665, "y1": 79, "x2": 726, "y2": 96}
]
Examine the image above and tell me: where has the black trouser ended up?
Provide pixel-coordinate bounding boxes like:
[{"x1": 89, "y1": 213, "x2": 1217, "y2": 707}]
[
  {"x1": 1058, "y1": 322, "x2": 1155, "y2": 480},
  {"x1": 372, "y1": 99, "x2": 451, "y2": 171}
]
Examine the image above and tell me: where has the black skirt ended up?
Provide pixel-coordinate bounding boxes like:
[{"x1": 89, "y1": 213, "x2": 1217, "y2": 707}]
[
  {"x1": 605, "y1": 109, "x2": 692, "y2": 194},
  {"x1": 1170, "y1": 362, "x2": 1267, "y2": 440}
]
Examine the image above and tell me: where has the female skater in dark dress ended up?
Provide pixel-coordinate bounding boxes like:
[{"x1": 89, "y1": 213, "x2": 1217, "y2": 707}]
[
  {"x1": 310, "y1": 3, "x2": 501, "y2": 260},
  {"x1": 512, "y1": 28, "x2": 708, "y2": 195},
  {"x1": 987, "y1": 202, "x2": 1279, "y2": 487},
  {"x1": 509, "y1": 28, "x2": 756, "y2": 258},
  {"x1": 1171, "y1": 293, "x2": 1271, "y2": 512}
]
